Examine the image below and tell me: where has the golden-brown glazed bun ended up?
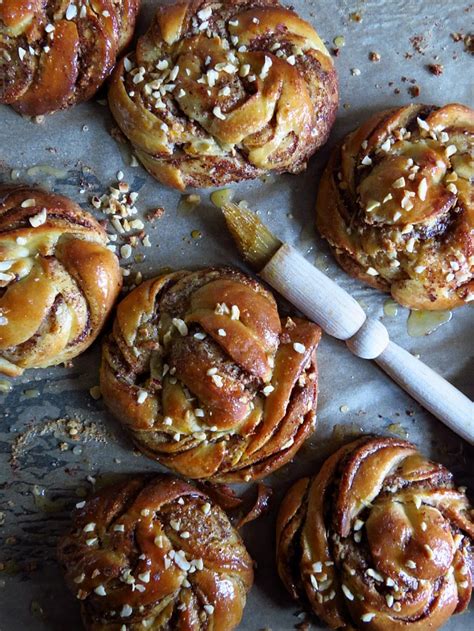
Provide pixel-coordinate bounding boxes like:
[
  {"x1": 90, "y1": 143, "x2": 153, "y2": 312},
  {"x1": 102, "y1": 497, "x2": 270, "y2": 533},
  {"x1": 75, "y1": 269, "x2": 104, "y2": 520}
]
[
  {"x1": 0, "y1": 186, "x2": 122, "y2": 376},
  {"x1": 316, "y1": 104, "x2": 474, "y2": 310},
  {"x1": 100, "y1": 268, "x2": 321, "y2": 482},
  {"x1": 58, "y1": 475, "x2": 253, "y2": 630},
  {"x1": 0, "y1": 0, "x2": 139, "y2": 116},
  {"x1": 108, "y1": 0, "x2": 338, "y2": 190},
  {"x1": 276, "y1": 435, "x2": 474, "y2": 630}
]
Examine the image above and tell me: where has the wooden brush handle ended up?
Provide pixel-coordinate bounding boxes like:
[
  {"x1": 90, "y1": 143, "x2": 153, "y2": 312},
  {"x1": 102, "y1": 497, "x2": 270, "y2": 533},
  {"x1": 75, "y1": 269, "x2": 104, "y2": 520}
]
[
  {"x1": 375, "y1": 343, "x2": 473, "y2": 444},
  {"x1": 261, "y1": 244, "x2": 474, "y2": 443}
]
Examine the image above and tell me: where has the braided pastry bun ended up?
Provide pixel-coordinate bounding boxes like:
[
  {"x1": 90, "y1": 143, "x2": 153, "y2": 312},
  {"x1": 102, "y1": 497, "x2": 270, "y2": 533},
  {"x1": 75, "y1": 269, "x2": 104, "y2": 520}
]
[
  {"x1": 0, "y1": 186, "x2": 122, "y2": 377},
  {"x1": 276, "y1": 436, "x2": 474, "y2": 630},
  {"x1": 100, "y1": 268, "x2": 321, "y2": 482},
  {"x1": 58, "y1": 475, "x2": 253, "y2": 630},
  {"x1": 108, "y1": 0, "x2": 338, "y2": 190},
  {"x1": 316, "y1": 103, "x2": 474, "y2": 310},
  {"x1": 0, "y1": 0, "x2": 139, "y2": 116}
]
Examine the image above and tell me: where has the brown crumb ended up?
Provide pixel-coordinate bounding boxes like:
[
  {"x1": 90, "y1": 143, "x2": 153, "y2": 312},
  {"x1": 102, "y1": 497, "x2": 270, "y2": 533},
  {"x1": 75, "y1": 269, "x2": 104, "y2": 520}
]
[
  {"x1": 110, "y1": 126, "x2": 128, "y2": 144},
  {"x1": 332, "y1": 47, "x2": 340, "y2": 56},
  {"x1": 146, "y1": 207, "x2": 165, "y2": 222},
  {"x1": 465, "y1": 33, "x2": 474, "y2": 54},
  {"x1": 410, "y1": 34, "x2": 427, "y2": 54},
  {"x1": 427, "y1": 63, "x2": 444, "y2": 75},
  {"x1": 349, "y1": 11, "x2": 362, "y2": 22},
  {"x1": 369, "y1": 51, "x2": 381, "y2": 62},
  {"x1": 394, "y1": 88, "x2": 401, "y2": 94},
  {"x1": 409, "y1": 85, "x2": 421, "y2": 98},
  {"x1": 451, "y1": 32, "x2": 464, "y2": 42}
]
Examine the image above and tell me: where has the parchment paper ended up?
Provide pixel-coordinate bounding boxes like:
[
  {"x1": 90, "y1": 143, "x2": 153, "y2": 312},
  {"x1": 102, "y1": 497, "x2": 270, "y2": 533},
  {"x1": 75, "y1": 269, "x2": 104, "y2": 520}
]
[{"x1": 0, "y1": 1, "x2": 473, "y2": 629}]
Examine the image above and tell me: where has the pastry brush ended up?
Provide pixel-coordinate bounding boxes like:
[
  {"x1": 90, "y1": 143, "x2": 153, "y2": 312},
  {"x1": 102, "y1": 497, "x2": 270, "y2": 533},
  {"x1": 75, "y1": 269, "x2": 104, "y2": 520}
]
[{"x1": 220, "y1": 202, "x2": 473, "y2": 444}]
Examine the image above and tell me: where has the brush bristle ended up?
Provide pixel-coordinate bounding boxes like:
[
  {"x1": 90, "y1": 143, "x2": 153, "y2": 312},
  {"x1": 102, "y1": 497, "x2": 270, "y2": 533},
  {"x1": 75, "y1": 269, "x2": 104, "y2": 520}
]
[{"x1": 221, "y1": 203, "x2": 282, "y2": 270}]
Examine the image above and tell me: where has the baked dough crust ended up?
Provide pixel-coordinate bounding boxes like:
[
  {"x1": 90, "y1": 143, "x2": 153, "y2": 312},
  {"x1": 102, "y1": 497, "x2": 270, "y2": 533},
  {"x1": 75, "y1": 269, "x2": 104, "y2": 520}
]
[
  {"x1": 0, "y1": 0, "x2": 140, "y2": 115},
  {"x1": 316, "y1": 104, "x2": 474, "y2": 310},
  {"x1": 276, "y1": 435, "x2": 474, "y2": 630},
  {"x1": 100, "y1": 267, "x2": 321, "y2": 481},
  {"x1": 58, "y1": 475, "x2": 253, "y2": 630},
  {"x1": 0, "y1": 186, "x2": 122, "y2": 376},
  {"x1": 108, "y1": 0, "x2": 338, "y2": 189}
]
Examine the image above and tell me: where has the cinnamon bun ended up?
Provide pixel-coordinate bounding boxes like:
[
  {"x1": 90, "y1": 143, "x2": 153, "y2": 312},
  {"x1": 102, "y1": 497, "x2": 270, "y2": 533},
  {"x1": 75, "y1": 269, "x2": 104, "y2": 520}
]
[
  {"x1": 276, "y1": 435, "x2": 474, "y2": 629},
  {"x1": 100, "y1": 268, "x2": 321, "y2": 481},
  {"x1": 0, "y1": 186, "x2": 122, "y2": 376},
  {"x1": 0, "y1": 0, "x2": 139, "y2": 116},
  {"x1": 316, "y1": 104, "x2": 474, "y2": 310},
  {"x1": 108, "y1": 0, "x2": 338, "y2": 189},
  {"x1": 58, "y1": 475, "x2": 253, "y2": 630}
]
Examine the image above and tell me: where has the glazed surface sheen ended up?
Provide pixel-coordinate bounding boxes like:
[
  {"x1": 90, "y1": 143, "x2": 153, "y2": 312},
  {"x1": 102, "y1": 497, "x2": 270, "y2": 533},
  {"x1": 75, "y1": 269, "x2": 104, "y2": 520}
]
[
  {"x1": 0, "y1": 0, "x2": 139, "y2": 115},
  {"x1": 316, "y1": 104, "x2": 474, "y2": 310},
  {"x1": 0, "y1": 186, "x2": 122, "y2": 376},
  {"x1": 276, "y1": 436, "x2": 474, "y2": 630},
  {"x1": 58, "y1": 475, "x2": 253, "y2": 630},
  {"x1": 108, "y1": 0, "x2": 338, "y2": 189},
  {"x1": 100, "y1": 267, "x2": 321, "y2": 482}
]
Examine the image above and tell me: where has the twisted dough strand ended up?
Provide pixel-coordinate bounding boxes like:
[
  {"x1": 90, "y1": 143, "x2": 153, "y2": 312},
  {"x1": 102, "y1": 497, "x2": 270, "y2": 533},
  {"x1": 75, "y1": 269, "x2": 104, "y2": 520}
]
[
  {"x1": 0, "y1": 0, "x2": 139, "y2": 115},
  {"x1": 0, "y1": 186, "x2": 122, "y2": 376},
  {"x1": 108, "y1": 0, "x2": 338, "y2": 189},
  {"x1": 316, "y1": 103, "x2": 474, "y2": 310},
  {"x1": 276, "y1": 436, "x2": 474, "y2": 630},
  {"x1": 58, "y1": 475, "x2": 253, "y2": 630},
  {"x1": 100, "y1": 268, "x2": 321, "y2": 481}
]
